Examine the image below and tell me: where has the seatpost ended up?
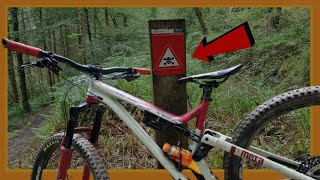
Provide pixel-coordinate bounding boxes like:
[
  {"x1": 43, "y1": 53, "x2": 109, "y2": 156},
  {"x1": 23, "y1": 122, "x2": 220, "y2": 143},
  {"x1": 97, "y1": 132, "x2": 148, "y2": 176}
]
[
  {"x1": 201, "y1": 86, "x2": 213, "y2": 101},
  {"x1": 200, "y1": 81, "x2": 219, "y2": 101}
]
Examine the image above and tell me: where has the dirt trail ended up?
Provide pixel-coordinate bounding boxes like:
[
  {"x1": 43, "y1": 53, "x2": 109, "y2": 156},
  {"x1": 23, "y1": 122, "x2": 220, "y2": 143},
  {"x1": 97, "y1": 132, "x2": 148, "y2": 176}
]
[{"x1": 8, "y1": 105, "x2": 53, "y2": 168}]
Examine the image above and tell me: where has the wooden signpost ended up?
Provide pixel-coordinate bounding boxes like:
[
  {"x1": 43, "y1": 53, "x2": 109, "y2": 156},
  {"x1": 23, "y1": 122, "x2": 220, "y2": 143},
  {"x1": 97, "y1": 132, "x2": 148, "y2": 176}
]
[{"x1": 149, "y1": 19, "x2": 188, "y2": 168}]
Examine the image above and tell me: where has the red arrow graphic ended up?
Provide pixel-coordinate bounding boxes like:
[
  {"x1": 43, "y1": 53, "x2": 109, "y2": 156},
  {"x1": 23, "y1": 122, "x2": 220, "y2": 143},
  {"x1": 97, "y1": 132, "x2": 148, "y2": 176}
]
[{"x1": 193, "y1": 21, "x2": 255, "y2": 62}]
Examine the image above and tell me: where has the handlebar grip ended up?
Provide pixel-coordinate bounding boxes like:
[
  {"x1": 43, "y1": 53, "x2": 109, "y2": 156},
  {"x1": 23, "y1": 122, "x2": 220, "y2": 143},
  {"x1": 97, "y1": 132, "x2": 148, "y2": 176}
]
[
  {"x1": 135, "y1": 68, "x2": 151, "y2": 75},
  {"x1": 2, "y1": 38, "x2": 42, "y2": 58}
]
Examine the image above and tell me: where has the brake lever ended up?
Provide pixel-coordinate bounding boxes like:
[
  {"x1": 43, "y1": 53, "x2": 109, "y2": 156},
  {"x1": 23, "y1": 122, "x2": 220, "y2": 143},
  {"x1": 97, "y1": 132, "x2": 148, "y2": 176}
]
[
  {"x1": 20, "y1": 58, "x2": 62, "y2": 75},
  {"x1": 123, "y1": 68, "x2": 140, "y2": 82},
  {"x1": 40, "y1": 57, "x2": 62, "y2": 75},
  {"x1": 123, "y1": 74, "x2": 139, "y2": 82},
  {"x1": 111, "y1": 71, "x2": 140, "y2": 82},
  {"x1": 20, "y1": 62, "x2": 38, "y2": 69}
]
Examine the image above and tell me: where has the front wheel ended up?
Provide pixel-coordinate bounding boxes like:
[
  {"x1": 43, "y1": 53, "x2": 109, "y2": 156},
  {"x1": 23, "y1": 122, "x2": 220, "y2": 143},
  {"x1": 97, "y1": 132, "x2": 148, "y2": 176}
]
[
  {"x1": 224, "y1": 86, "x2": 320, "y2": 180},
  {"x1": 31, "y1": 133, "x2": 109, "y2": 180}
]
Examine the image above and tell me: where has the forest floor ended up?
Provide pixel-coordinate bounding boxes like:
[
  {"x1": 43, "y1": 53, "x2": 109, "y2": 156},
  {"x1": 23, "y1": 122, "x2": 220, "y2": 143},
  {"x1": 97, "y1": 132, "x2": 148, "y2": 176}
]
[{"x1": 8, "y1": 105, "x2": 53, "y2": 168}]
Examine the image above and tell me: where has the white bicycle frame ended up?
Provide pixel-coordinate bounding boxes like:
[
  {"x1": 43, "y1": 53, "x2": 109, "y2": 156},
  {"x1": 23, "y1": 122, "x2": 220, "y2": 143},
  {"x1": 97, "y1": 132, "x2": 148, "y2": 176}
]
[{"x1": 87, "y1": 79, "x2": 314, "y2": 180}]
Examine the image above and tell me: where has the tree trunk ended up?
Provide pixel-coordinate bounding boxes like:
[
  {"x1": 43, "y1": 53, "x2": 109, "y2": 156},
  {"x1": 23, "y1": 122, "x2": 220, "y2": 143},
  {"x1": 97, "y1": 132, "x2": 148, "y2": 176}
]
[
  {"x1": 84, "y1": 8, "x2": 92, "y2": 42},
  {"x1": 122, "y1": 13, "x2": 128, "y2": 27},
  {"x1": 149, "y1": 20, "x2": 188, "y2": 169},
  {"x1": 39, "y1": 9, "x2": 47, "y2": 51},
  {"x1": 47, "y1": 69, "x2": 53, "y2": 87},
  {"x1": 20, "y1": 9, "x2": 34, "y2": 96},
  {"x1": 39, "y1": 8, "x2": 54, "y2": 91},
  {"x1": 48, "y1": 29, "x2": 52, "y2": 50},
  {"x1": 193, "y1": 8, "x2": 208, "y2": 35},
  {"x1": 59, "y1": 25, "x2": 66, "y2": 55},
  {"x1": 38, "y1": 68, "x2": 43, "y2": 90},
  {"x1": 8, "y1": 51, "x2": 19, "y2": 103},
  {"x1": 104, "y1": 8, "x2": 109, "y2": 27},
  {"x1": 77, "y1": 8, "x2": 86, "y2": 64},
  {"x1": 11, "y1": 8, "x2": 31, "y2": 112},
  {"x1": 110, "y1": 12, "x2": 118, "y2": 27},
  {"x1": 52, "y1": 30, "x2": 57, "y2": 84},
  {"x1": 52, "y1": 30, "x2": 57, "y2": 53},
  {"x1": 48, "y1": 31, "x2": 56, "y2": 86},
  {"x1": 93, "y1": 8, "x2": 98, "y2": 38},
  {"x1": 65, "y1": 25, "x2": 70, "y2": 58}
]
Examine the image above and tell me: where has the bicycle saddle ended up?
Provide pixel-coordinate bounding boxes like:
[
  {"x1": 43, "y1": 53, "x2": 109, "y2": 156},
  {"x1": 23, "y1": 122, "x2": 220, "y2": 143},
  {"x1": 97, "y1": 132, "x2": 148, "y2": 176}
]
[{"x1": 178, "y1": 64, "x2": 243, "y2": 83}]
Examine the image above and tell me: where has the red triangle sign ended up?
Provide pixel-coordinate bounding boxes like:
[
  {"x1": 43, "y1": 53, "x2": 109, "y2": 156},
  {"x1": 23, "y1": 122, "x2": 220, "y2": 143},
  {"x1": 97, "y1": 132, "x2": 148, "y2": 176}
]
[{"x1": 157, "y1": 44, "x2": 182, "y2": 69}]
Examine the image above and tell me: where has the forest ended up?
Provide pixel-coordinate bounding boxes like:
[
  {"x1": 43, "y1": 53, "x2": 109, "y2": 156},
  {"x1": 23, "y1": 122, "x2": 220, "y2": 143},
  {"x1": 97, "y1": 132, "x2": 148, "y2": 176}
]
[{"x1": 7, "y1": 7, "x2": 310, "y2": 169}]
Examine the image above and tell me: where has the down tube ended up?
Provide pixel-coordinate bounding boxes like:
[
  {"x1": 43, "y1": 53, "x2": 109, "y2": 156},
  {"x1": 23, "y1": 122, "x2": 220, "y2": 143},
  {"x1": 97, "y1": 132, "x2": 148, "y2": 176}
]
[{"x1": 101, "y1": 98, "x2": 187, "y2": 180}]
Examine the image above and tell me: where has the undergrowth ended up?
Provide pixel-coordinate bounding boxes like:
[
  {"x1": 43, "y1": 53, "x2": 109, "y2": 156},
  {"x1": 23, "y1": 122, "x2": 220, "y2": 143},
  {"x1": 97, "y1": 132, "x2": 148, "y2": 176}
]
[{"x1": 9, "y1": 8, "x2": 310, "y2": 169}]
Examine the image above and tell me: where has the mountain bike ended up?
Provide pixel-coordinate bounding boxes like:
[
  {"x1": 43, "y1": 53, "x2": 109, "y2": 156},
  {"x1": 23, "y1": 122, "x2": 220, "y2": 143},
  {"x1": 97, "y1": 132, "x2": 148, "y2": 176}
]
[{"x1": 2, "y1": 38, "x2": 320, "y2": 180}]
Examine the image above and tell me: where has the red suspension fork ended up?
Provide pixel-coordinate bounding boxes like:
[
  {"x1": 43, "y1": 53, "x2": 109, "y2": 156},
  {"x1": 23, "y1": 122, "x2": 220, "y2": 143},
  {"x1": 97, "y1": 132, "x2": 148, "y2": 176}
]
[
  {"x1": 57, "y1": 103, "x2": 89, "y2": 180},
  {"x1": 82, "y1": 164, "x2": 91, "y2": 180},
  {"x1": 57, "y1": 146, "x2": 73, "y2": 180}
]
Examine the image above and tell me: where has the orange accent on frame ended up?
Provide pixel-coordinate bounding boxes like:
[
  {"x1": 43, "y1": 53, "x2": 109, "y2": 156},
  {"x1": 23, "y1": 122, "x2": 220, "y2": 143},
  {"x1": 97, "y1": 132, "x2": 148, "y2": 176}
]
[{"x1": 0, "y1": 0, "x2": 319, "y2": 180}]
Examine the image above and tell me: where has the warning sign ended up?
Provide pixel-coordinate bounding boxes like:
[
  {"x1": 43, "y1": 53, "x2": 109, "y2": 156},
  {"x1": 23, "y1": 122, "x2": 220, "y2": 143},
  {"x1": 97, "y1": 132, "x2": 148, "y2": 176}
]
[
  {"x1": 158, "y1": 45, "x2": 180, "y2": 67},
  {"x1": 151, "y1": 30, "x2": 185, "y2": 76}
]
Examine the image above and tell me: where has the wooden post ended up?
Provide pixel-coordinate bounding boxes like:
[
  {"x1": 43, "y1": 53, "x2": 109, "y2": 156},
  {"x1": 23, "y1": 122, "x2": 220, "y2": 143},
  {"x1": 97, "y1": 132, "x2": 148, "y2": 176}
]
[{"x1": 149, "y1": 19, "x2": 188, "y2": 168}]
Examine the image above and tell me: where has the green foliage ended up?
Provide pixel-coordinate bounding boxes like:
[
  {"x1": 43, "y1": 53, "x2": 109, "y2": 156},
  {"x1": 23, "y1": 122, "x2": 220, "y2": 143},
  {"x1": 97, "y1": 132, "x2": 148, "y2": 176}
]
[
  {"x1": 8, "y1": 106, "x2": 24, "y2": 131},
  {"x1": 33, "y1": 76, "x2": 88, "y2": 139},
  {"x1": 8, "y1": 7, "x2": 311, "y2": 169}
]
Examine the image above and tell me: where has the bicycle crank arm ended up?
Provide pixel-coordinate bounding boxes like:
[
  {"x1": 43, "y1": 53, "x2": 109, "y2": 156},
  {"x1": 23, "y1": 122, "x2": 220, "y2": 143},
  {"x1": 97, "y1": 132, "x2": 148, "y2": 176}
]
[{"x1": 201, "y1": 133, "x2": 315, "y2": 180}]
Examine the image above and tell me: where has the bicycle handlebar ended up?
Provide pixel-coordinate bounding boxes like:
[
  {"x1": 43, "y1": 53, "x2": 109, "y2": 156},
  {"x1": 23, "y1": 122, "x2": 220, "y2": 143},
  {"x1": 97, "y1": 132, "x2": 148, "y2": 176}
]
[
  {"x1": 2, "y1": 38, "x2": 151, "y2": 75},
  {"x1": 2, "y1": 38, "x2": 42, "y2": 58}
]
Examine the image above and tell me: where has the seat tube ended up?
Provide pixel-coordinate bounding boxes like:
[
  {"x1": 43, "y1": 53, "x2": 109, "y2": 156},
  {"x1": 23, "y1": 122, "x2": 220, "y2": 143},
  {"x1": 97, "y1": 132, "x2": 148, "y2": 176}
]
[{"x1": 196, "y1": 86, "x2": 213, "y2": 132}]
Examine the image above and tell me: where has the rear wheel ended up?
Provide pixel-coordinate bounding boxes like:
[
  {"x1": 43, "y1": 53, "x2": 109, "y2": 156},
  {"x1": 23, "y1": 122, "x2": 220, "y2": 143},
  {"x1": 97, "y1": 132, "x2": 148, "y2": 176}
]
[
  {"x1": 224, "y1": 86, "x2": 320, "y2": 180},
  {"x1": 31, "y1": 133, "x2": 109, "y2": 180}
]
